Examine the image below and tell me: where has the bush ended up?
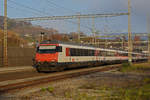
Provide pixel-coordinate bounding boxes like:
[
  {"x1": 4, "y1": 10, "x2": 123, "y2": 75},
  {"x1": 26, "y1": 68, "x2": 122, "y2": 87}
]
[
  {"x1": 122, "y1": 63, "x2": 131, "y2": 68},
  {"x1": 41, "y1": 87, "x2": 47, "y2": 92},
  {"x1": 47, "y1": 86, "x2": 54, "y2": 92}
]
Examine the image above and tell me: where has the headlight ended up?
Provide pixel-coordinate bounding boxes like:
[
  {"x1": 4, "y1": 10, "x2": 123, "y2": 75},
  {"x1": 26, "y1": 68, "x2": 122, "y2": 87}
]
[{"x1": 51, "y1": 60, "x2": 56, "y2": 62}]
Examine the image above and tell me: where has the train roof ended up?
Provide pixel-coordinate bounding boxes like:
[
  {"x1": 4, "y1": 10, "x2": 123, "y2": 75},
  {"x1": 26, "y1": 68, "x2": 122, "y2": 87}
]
[
  {"x1": 40, "y1": 40, "x2": 97, "y2": 48},
  {"x1": 40, "y1": 40, "x2": 125, "y2": 50},
  {"x1": 40, "y1": 40, "x2": 146, "y2": 55}
]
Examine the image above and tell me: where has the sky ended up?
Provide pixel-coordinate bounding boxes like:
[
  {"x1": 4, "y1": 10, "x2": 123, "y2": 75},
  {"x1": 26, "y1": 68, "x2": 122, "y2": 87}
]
[{"x1": 0, "y1": 0, "x2": 150, "y2": 35}]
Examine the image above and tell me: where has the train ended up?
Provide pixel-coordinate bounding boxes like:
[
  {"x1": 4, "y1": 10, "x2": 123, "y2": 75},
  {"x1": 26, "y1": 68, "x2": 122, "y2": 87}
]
[{"x1": 33, "y1": 40, "x2": 148, "y2": 72}]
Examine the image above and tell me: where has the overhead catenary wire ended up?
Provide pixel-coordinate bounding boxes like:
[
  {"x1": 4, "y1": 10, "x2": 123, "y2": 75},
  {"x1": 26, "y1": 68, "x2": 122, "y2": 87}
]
[
  {"x1": 7, "y1": 0, "x2": 92, "y2": 31},
  {"x1": 7, "y1": 0, "x2": 132, "y2": 39},
  {"x1": 45, "y1": 0, "x2": 76, "y2": 13},
  {"x1": 44, "y1": 0, "x2": 92, "y2": 32},
  {"x1": 7, "y1": 4, "x2": 43, "y2": 17},
  {"x1": 8, "y1": 0, "x2": 53, "y2": 16}
]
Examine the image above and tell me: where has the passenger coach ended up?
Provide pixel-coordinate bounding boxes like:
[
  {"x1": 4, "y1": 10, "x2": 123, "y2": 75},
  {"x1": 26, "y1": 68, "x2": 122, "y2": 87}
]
[{"x1": 33, "y1": 40, "x2": 147, "y2": 72}]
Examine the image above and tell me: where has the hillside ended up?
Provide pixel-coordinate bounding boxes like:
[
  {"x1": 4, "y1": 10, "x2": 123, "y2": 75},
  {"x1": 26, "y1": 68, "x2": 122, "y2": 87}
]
[
  {"x1": 0, "y1": 16, "x2": 71, "y2": 47},
  {"x1": 0, "y1": 16, "x2": 59, "y2": 37},
  {"x1": 0, "y1": 29, "x2": 29, "y2": 47},
  {"x1": 0, "y1": 16, "x2": 88, "y2": 47}
]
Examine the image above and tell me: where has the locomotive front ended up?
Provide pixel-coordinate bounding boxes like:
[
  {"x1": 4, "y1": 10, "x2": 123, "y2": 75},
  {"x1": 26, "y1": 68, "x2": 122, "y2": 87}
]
[{"x1": 33, "y1": 43, "x2": 62, "y2": 72}]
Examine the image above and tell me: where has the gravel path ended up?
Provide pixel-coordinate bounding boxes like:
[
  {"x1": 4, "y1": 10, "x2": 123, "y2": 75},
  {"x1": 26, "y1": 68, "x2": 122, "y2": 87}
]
[{"x1": 1, "y1": 69, "x2": 150, "y2": 100}]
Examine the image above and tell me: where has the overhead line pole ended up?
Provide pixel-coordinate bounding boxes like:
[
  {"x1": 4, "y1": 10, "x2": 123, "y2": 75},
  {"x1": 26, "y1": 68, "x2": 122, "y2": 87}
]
[
  {"x1": 92, "y1": 17, "x2": 96, "y2": 45},
  {"x1": 122, "y1": 35, "x2": 124, "y2": 50},
  {"x1": 78, "y1": 15, "x2": 80, "y2": 43},
  {"x1": 3, "y1": 0, "x2": 8, "y2": 67},
  {"x1": 128, "y1": 0, "x2": 132, "y2": 64},
  {"x1": 147, "y1": 15, "x2": 150, "y2": 62}
]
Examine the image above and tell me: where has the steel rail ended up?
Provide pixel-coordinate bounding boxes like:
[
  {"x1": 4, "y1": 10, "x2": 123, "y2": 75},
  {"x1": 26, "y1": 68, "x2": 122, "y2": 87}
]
[{"x1": 0, "y1": 64, "x2": 121, "y2": 93}]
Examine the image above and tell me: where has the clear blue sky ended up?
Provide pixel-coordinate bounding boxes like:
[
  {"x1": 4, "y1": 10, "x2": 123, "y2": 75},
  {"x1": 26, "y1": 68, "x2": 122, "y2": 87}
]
[{"x1": 0, "y1": 0, "x2": 149, "y2": 35}]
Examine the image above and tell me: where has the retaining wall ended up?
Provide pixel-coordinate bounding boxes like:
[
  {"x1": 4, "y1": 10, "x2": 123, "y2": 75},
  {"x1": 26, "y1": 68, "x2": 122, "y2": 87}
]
[{"x1": 0, "y1": 47, "x2": 35, "y2": 67}]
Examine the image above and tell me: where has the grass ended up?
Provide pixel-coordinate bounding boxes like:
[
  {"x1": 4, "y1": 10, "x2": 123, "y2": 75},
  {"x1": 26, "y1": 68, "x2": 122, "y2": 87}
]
[
  {"x1": 38, "y1": 62, "x2": 150, "y2": 100},
  {"x1": 116, "y1": 83, "x2": 150, "y2": 100},
  {"x1": 41, "y1": 87, "x2": 47, "y2": 92},
  {"x1": 47, "y1": 86, "x2": 54, "y2": 92},
  {"x1": 41, "y1": 83, "x2": 150, "y2": 100},
  {"x1": 67, "y1": 92, "x2": 97, "y2": 100},
  {"x1": 77, "y1": 62, "x2": 150, "y2": 100},
  {"x1": 120, "y1": 62, "x2": 150, "y2": 73},
  {"x1": 77, "y1": 78, "x2": 150, "y2": 100},
  {"x1": 40, "y1": 86, "x2": 54, "y2": 93}
]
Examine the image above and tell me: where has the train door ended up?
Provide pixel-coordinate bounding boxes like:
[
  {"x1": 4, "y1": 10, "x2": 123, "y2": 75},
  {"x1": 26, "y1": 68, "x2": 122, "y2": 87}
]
[
  {"x1": 58, "y1": 45, "x2": 70, "y2": 63},
  {"x1": 65, "y1": 47, "x2": 71, "y2": 62},
  {"x1": 95, "y1": 49, "x2": 99, "y2": 61}
]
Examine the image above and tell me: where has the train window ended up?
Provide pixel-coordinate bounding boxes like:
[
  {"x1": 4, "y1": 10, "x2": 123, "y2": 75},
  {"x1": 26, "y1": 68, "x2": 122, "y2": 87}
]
[
  {"x1": 82, "y1": 49, "x2": 88, "y2": 56},
  {"x1": 77, "y1": 49, "x2": 81, "y2": 56},
  {"x1": 70, "y1": 48, "x2": 75, "y2": 56},
  {"x1": 107, "y1": 52, "x2": 115, "y2": 56},
  {"x1": 99, "y1": 51, "x2": 107, "y2": 56},
  {"x1": 122, "y1": 53, "x2": 128, "y2": 56},
  {"x1": 132, "y1": 54, "x2": 137, "y2": 57},
  {"x1": 56, "y1": 46, "x2": 62, "y2": 52},
  {"x1": 37, "y1": 45, "x2": 62, "y2": 53},
  {"x1": 98, "y1": 51, "x2": 102, "y2": 56},
  {"x1": 85, "y1": 49, "x2": 89, "y2": 56},
  {"x1": 96, "y1": 50, "x2": 100, "y2": 56},
  {"x1": 36, "y1": 47, "x2": 39, "y2": 52},
  {"x1": 95, "y1": 50, "x2": 100, "y2": 56},
  {"x1": 79, "y1": 49, "x2": 83, "y2": 56},
  {"x1": 118, "y1": 53, "x2": 122, "y2": 56},
  {"x1": 70, "y1": 48, "x2": 96, "y2": 56},
  {"x1": 37, "y1": 45, "x2": 56, "y2": 54},
  {"x1": 88, "y1": 50, "x2": 95, "y2": 56},
  {"x1": 39, "y1": 45, "x2": 56, "y2": 49},
  {"x1": 125, "y1": 53, "x2": 128, "y2": 56}
]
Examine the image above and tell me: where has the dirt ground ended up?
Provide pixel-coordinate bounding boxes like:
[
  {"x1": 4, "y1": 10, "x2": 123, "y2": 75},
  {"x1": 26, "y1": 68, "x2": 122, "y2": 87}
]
[{"x1": 1, "y1": 63, "x2": 150, "y2": 100}]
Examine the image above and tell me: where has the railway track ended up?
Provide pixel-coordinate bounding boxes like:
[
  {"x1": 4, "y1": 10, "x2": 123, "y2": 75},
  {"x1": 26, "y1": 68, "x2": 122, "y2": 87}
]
[{"x1": 0, "y1": 64, "x2": 121, "y2": 94}]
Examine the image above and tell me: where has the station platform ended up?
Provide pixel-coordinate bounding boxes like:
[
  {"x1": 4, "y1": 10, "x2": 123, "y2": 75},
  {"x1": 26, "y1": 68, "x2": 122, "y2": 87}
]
[{"x1": 0, "y1": 66, "x2": 35, "y2": 74}]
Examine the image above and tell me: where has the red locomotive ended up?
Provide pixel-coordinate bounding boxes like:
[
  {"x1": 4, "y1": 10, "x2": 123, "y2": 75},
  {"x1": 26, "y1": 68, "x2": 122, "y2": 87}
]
[{"x1": 33, "y1": 40, "x2": 147, "y2": 72}]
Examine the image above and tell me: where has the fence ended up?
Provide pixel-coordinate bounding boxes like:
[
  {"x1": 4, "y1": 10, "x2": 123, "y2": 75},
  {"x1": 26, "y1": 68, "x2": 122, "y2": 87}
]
[{"x1": 0, "y1": 47, "x2": 35, "y2": 67}]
